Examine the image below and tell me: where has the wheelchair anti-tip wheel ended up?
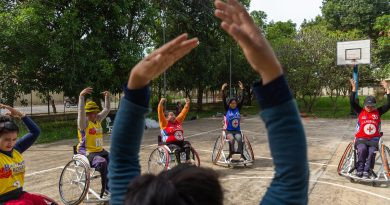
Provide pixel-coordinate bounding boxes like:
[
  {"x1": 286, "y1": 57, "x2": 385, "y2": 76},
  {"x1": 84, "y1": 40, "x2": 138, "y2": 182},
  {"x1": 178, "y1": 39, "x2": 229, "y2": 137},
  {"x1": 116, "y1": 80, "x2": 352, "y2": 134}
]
[{"x1": 59, "y1": 159, "x2": 90, "y2": 205}]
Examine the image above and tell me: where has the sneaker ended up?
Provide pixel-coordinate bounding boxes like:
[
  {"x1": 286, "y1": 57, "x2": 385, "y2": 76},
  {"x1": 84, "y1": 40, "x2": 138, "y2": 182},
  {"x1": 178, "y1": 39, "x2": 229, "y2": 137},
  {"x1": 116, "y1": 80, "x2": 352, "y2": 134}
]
[
  {"x1": 362, "y1": 172, "x2": 370, "y2": 179},
  {"x1": 356, "y1": 171, "x2": 363, "y2": 178},
  {"x1": 239, "y1": 158, "x2": 245, "y2": 162}
]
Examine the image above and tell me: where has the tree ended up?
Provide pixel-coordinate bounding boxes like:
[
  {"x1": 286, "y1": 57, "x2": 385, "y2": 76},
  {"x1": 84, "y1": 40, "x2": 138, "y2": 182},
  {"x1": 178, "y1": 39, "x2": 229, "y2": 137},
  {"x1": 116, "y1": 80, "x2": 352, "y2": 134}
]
[{"x1": 321, "y1": 0, "x2": 390, "y2": 38}]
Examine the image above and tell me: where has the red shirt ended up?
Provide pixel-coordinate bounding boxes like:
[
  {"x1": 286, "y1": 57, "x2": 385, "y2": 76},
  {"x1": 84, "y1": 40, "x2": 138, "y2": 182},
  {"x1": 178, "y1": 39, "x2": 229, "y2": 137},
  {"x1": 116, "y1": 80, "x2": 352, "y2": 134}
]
[
  {"x1": 355, "y1": 109, "x2": 381, "y2": 139},
  {"x1": 161, "y1": 121, "x2": 184, "y2": 143}
]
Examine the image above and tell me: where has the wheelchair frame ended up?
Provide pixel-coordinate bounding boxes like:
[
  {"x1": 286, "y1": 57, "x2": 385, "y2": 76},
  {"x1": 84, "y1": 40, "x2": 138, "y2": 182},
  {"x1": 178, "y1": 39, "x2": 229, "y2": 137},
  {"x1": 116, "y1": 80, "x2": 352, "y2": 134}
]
[
  {"x1": 58, "y1": 147, "x2": 109, "y2": 205},
  {"x1": 337, "y1": 138, "x2": 390, "y2": 185},
  {"x1": 211, "y1": 130, "x2": 254, "y2": 167}
]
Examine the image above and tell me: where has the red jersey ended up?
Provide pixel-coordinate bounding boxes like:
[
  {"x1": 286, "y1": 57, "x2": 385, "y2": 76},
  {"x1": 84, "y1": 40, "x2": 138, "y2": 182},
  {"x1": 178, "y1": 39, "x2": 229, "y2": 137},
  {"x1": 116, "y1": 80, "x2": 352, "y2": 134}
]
[
  {"x1": 161, "y1": 121, "x2": 184, "y2": 143},
  {"x1": 355, "y1": 109, "x2": 381, "y2": 139}
]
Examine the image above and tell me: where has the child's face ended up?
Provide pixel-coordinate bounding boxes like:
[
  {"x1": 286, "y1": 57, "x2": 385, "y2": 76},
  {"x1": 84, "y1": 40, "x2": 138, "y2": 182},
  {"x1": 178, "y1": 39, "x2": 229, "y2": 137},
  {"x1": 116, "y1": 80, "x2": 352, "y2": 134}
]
[
  {"x1": 229, "y1": 100, "x2": 237, "y2": 109},
  {"x1": 0, "y1": 132, "x2": 18, "y2": 152},
  {"x1": 167, "y1": 112, "x2": 176, "y2": 123},
  {"x1": 87, "y1": 112, "x2": 98, "y2": 122},
  {"x1": 364, "y1": 106, "x2": 375, "y2": 112}
]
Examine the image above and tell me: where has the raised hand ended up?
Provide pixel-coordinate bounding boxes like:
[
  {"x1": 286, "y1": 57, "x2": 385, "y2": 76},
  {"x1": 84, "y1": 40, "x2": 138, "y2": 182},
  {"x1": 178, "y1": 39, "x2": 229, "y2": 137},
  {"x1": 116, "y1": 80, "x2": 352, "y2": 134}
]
[
  {"x1": 80, "y1": 87, "x2": 93, "y2": 97},
  {"x1": 381, "y1": 80, "x2": 390, "y2": 94},
  {"x1": 214, "y1": 0, "x2": 282, "y2": 84},
  {"x1": 238, "y1": 81, "x2": 244, "y2": 90},
  {"x1": 221, "y1": 83, "x2": 228, "y2": 91},
  {"x1": 160, "y1": 98, "x2": 167, "y2": 105},
  {"x1": 102, "y1": 91, "x2": 110, "y2": 97},
  {"x1": 350, "y1": 78, "x2": 356, "y2": 92},
  {"x1": 0, "y1": 104, "x2": 25, "y2": 118},
  {"x1": 185, "y1": 98, "x2": 190, "y2": 105},
  {"x1": 128, "y1": 34, "x2": 199, "y2": 89}
]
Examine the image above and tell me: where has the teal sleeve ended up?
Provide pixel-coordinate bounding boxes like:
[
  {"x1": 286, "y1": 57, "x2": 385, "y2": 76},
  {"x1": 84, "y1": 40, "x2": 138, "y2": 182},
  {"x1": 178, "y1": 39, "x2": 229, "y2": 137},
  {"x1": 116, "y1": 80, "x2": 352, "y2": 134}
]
[
  {"x1": 260, "y1": 100, "x2": 309, "y2": 205},
  {"x1": 108, "y1": 97, "x2": 150, "y2": 205}
]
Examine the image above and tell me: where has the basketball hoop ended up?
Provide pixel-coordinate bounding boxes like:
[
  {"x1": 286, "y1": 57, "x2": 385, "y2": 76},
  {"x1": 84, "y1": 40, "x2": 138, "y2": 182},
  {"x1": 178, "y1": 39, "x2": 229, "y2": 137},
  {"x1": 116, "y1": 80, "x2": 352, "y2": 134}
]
[{"x1": 337, "y1": 40, "x2": 371, "y2": 66}]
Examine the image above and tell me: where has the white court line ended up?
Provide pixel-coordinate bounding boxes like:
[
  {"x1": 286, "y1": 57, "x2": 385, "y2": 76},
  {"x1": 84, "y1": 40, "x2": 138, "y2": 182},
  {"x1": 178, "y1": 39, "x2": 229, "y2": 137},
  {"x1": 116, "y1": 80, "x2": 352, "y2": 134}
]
[
  {"x1": 196, "y1": 149, "x2": 337, "y2": 167},
  {"x1": 220, "y1": 176, "x2": 390, "y2": 201},
  {"x1": 25, "y1": 166, "x2": 64, "y2": 177},
  {"x1": 141, "y1": 128, "x2": 222, "y2": 149}
]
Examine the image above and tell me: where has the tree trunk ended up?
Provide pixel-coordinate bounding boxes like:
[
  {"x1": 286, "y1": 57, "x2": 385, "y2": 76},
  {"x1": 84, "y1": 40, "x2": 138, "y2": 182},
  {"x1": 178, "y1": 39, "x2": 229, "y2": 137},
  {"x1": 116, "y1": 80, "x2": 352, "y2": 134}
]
[
  {"x1": 197, "y1": 87, "x2": 204, "y2": 112},
  {"x1": 50, "y1": 98, "x2": 57, "y2": 114},
  {"x1": 46, "y1": 94, "x2": 50, "y2": 115}
]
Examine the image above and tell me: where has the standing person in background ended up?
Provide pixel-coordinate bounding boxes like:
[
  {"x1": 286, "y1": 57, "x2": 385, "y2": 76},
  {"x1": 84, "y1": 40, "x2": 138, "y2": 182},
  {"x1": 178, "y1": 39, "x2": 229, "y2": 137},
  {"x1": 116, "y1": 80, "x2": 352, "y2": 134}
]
[
  {"x1": 109, "y1": 0, "x2": 309, "y2": 204},
  {"x1": 175, "y1": 101, "x2": 183, "y2": 116},
  {"x1": 77, "y1": 88, "x2": 111, "y2": 198}
]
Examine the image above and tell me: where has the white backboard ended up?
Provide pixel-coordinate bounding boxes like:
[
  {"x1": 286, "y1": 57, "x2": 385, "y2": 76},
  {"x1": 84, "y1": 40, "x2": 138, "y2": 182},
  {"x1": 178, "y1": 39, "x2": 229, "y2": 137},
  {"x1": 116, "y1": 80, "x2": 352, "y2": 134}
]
[{"x1": 337, "y1": 40, "x2": 371, "y2": 65}]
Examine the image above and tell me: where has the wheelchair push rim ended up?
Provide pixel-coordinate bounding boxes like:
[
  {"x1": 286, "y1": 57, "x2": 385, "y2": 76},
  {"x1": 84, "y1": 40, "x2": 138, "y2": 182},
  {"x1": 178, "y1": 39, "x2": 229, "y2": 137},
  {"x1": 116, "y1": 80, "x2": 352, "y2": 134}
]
[
  {"x1": 381, "y1": 144, "x2": 390, "y2": 178},
  {"x1": 148, "y1": 146, "x2": 170, "y2": 174},
  {"x1": 59, "y1": 159, "x2": 90, "y2": 205}
]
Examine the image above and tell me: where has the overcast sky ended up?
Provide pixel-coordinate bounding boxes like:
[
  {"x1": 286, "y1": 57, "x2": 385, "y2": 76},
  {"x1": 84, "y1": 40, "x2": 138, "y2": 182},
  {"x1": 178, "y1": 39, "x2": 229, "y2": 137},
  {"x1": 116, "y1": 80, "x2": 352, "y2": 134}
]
[{"x1": 249, "y1": 0, "x2": 323, "y2": 27}]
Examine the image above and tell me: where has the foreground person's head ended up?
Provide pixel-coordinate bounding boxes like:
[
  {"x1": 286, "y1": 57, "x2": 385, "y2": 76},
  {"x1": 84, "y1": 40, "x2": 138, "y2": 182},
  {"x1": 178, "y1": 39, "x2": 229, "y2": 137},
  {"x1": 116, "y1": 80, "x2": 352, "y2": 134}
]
[
  {"x1": 0, "y1": 115, "x2": 19, "y2": 152},
  {"x1": 125, "y1": 165, "x2": 223, "y2": 205}
]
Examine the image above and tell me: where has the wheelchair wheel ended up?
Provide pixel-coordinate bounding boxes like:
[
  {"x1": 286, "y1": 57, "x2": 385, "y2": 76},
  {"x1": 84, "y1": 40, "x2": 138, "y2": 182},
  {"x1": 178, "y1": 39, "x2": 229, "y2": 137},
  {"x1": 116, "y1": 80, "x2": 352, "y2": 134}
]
[
  {"x1": 148, "y1": 146, "x2": 170, "y2": 174},
  {"x1": 211, "y1": 136, "x2": 223, "y2": 164},
  {"x1": 59, "y1": 159, "x2": 90, "y2": 205},
  {"x1": 31, "y1": 193, "x2": 58, "y2": 205},
  {"x1": 337, "y1": 142, "x2": 354, "y2": 176},
  {"x1": 243, "y1": 134, "x2": 255, "y2": 161},
  {"x1": 189, "y1": 147, "x2": 201, "y2": 167},
  {"x1": 381, "y1": 144, "x2": 390, "y2": 177}
]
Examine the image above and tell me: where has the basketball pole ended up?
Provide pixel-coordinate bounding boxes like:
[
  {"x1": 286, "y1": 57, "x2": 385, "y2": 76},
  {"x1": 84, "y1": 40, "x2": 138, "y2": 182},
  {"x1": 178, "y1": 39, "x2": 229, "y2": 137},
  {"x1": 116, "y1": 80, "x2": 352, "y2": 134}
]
[{"x1": 351, "y1": 64, "x2": 359, "y2": 116}]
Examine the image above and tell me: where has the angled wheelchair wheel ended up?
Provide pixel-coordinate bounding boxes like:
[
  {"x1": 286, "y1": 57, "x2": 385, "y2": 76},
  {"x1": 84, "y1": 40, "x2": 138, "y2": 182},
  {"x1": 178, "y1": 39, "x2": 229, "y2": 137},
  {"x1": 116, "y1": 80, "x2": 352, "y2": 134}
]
[
  {"x1": 189, "y1": 147, "x2": 201, "y2": 167},
  {"x1": 148, "y1": 146, "x2": 170, "y2": 174},
  {"x1": 381, "y1": 144, "x2": 390, "y2": 177},
  {"x1": 211, "y1": 136, "x2": 223, "y2": 164},
  {"x1": 59, "y1": 159, "x2": 90, "y2": 205},
  {"x1": 337, "y1": 142, "x2": 354, "y2": 176},
  {"x1": 243, "y1": 134, "x2": 255, "y2": 161}
]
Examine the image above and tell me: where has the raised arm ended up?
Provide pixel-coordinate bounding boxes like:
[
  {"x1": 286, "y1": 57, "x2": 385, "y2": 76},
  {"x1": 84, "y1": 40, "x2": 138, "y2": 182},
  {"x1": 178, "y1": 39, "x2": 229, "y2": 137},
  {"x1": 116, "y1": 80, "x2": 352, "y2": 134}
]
[
  {"x1": 176, "y1": 98, "x2": 190, "y2": 123},
  {"x1": 109, "y1": 33, "x2": 199, "y2": 205},
  {"x1": 377, "y1": 80, "x2": 390, "y2": 115},
  {"x1": 97, "y1": 91, "x2": 111, "y2": 122},
  {"x1": 78, "y1": 87, "x2": 92, "y2": 131},
  {"x1": 237, "y1": 81, "x2": 245, "y2": 110},
  {"x1": 0, "y1": 104, "x2": 40, "y2": 154},
  {"x1": 215, "y1": 1, "x2": 308, "y2": 204},
  {"x1": 221, "y1": 83, "x2": 229, "y2": 111},
  {"x1": 158, "y1": 98, "x2": 168, "y2": 128},
  {"x1": 349, "y1": 79, "x2": 362, "y2": 114}
]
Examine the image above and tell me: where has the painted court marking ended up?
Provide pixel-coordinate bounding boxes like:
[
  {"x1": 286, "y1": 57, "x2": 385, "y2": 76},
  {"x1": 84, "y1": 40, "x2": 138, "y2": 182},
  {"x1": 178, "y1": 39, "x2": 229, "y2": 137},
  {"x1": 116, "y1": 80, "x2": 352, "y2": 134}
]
[
  {"x1": 25, "y1": 166, "x2": 64, "y2": 177},
  {"x1": 220, "y1": 176, "x2": 390, "y2": 201}
]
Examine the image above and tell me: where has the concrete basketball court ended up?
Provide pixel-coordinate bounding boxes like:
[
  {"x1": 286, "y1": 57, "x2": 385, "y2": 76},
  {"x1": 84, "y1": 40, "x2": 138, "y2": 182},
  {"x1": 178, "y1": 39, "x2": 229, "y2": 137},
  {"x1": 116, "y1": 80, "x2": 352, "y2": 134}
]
[{"x1": 22, "y1": 116, "x2": 390, "y2": 204}]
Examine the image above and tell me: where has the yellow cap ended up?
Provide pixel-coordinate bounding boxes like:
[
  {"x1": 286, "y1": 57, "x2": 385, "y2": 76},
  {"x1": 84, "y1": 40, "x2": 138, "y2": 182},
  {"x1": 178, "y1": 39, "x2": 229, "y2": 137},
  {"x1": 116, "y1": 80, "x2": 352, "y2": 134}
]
[{"x1": 85, "y1": 101, "x2": 100, "y2": 113}]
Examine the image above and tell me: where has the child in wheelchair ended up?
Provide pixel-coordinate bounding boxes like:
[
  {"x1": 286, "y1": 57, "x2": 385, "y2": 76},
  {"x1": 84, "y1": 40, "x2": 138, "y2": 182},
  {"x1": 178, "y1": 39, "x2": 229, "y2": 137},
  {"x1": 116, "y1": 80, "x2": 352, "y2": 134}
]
[
  {"x1": 158, "y1": 98, "x2": 192, "y2": 164},
  {"x1": 221, "y1": 81, "x2": 245, "y2": 162},
  {"x1": 76, "y1": 88, "x2": 110, "y2": 198},
  {"x1": 350, "y1": 79, "x2": 390, "y2": 178},
  {"x1": 0, "y1": 105, "x2": 56, "y2": 204}
]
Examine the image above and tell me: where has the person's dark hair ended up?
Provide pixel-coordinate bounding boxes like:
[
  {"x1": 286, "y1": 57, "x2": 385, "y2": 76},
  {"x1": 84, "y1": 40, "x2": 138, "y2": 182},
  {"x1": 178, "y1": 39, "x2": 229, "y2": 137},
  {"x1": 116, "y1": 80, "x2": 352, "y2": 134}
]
[
  {"x1": 228, "y1": 98, "x2": 237, "y2": 105},
  {"x1": 0, "y1": 115, "x2": 19, "y2": 136},
  {"x1": 125, "y1": 165, "x2": 223, "y2": 205}
]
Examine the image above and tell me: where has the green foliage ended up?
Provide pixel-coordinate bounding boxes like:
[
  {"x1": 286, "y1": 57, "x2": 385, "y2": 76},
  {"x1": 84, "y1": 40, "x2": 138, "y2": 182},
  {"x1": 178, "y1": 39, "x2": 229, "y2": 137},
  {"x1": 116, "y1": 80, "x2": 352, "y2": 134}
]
[{"x1": 321, "y1": 0, "x2": 390, "y2": 38}]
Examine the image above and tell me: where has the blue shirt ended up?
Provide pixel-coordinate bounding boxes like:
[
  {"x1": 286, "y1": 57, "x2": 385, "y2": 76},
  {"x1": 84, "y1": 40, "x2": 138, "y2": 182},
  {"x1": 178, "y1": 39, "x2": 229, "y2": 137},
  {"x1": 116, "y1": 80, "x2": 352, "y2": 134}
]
[{"x1": 225, "y1": 108, "x2": 241, "y2": 131}]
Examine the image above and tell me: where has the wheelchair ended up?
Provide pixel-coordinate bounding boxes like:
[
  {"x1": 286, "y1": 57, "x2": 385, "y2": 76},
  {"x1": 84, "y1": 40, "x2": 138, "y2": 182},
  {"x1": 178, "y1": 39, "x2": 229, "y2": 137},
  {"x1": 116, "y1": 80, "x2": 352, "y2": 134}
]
[
  {"x1": 147, "y1": 135, "x2": 201, "y2": 175},
  {"x1": 31, "y1": 193, "x2": 58, "y2": 205},
  {"x1": 211, "y1": 130, "x2": 254, "y2": 167},
  {"x1": 58, "y1": 146, "x2": 109, "y2": 205},
  {"x1": 337, "y1": 136, "x2": 390, "y2": 186}
]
